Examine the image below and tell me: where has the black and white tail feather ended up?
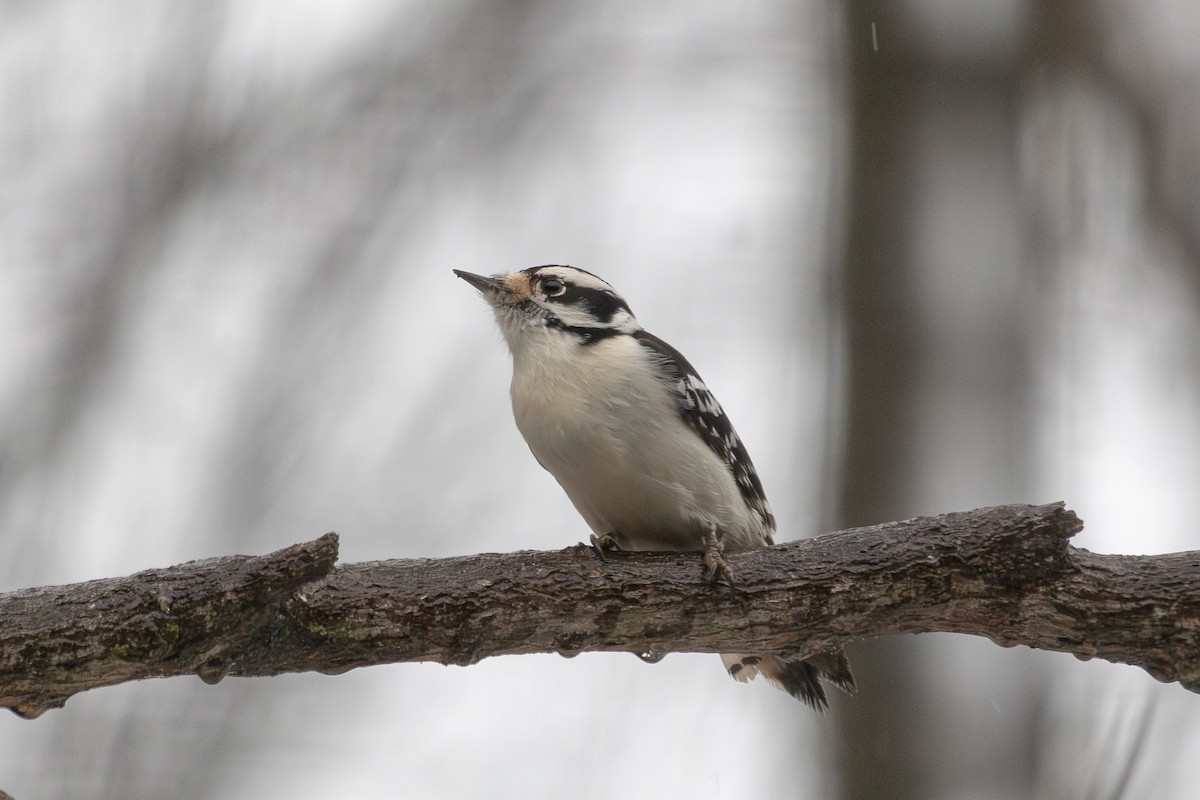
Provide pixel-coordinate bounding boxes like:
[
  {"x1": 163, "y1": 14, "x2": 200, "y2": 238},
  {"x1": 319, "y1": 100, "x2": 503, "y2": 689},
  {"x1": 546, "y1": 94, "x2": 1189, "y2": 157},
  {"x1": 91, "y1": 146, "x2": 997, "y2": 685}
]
[
  {"x1": 455, "y1": 264, "x2": 855, "y2": 709},
  {"x1": 723, "y1": 651, "x2": 855, "y2": 711}
]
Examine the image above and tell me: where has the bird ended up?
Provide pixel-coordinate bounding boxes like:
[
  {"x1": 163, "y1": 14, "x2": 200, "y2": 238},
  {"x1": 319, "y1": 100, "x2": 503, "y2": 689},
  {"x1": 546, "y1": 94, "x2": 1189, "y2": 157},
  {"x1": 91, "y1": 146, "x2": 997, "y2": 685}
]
[{"x1": 454, "y1": 264, "x2": 854, "y2": 709}]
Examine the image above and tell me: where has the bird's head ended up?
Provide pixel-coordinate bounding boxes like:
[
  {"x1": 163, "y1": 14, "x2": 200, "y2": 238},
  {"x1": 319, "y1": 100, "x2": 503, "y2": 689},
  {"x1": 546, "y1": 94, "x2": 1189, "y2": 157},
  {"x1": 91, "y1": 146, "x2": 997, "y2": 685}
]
[{"x1": 454, "y1": 265, "x2": 641, "y2": 348}]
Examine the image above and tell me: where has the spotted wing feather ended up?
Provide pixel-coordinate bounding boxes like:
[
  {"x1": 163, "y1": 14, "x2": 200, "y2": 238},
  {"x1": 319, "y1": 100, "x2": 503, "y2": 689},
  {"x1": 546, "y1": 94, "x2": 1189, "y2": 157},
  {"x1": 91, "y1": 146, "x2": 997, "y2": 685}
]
[{"x1": 632, "y1": 330, "x2": 776, "y2": 539}]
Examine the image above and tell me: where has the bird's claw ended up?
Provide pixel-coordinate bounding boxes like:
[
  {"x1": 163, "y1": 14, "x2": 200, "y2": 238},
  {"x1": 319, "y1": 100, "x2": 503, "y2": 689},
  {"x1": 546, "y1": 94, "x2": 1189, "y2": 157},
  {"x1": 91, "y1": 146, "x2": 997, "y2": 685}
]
[
  {"x1": 703, "y1": 524, "x2": 737, "y2": 589},
  {"x1": 589, "y1": 533, "x2": 621, "y2": 562}
]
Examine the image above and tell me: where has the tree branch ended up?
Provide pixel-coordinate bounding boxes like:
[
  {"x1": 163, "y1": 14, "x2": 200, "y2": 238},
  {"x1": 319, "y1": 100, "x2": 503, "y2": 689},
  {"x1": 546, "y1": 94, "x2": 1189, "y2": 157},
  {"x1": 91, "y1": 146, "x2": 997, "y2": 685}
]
[{"x1": 3, "y1": 502, "x2": 1197, "y2": 718}]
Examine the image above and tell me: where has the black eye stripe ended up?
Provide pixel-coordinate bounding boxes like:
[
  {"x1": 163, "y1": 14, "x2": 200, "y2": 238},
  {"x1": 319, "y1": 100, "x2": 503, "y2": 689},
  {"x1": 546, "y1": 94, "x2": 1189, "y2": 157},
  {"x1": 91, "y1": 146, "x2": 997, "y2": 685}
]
[{"x1": 554, "y1": 285, "x2": 631, "y2": 323}]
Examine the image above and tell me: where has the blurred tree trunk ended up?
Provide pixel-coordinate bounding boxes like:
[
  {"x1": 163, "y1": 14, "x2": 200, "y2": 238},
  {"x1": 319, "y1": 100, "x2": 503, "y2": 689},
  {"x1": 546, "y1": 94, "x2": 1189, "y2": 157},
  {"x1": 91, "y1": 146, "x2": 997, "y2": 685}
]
[
  {"x1": 833, "y1": 2, "x2": 1032, "y2": 798},
  {"x1": 833, "y1": 5, "x2": 926, "y2": 798}
]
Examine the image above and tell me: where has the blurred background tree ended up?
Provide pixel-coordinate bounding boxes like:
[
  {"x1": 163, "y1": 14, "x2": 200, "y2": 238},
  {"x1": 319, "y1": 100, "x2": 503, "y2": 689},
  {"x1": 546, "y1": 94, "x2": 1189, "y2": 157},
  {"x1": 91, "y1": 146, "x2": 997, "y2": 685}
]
[{"x1": 1, "y1": 1, "x2": 1198, "y2": 798}]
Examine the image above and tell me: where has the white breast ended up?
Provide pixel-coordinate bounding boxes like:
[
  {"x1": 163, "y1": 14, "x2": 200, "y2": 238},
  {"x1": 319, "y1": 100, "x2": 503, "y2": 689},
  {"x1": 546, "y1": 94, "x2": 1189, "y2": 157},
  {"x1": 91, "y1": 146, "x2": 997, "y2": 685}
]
[{"x1": 507, "y1": 329, "x2": 766, "y2": 552}]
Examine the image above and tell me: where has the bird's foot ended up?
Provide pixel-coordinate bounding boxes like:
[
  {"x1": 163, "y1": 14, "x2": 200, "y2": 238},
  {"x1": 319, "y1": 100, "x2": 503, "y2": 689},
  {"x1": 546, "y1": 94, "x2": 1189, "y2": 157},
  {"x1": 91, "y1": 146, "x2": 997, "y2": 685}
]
[
  {"x1": 703, "y1": 524, "x2": 737, "y2": 589},
  {"x1": 589, "y1": 533, "x2": 622, "y2": 562}
]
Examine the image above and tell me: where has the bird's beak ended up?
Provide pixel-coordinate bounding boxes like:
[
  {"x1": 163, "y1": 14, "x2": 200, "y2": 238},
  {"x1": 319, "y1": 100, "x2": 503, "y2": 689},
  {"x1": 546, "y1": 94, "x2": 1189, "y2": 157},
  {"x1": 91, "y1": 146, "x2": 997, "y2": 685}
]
[{"x1": 453, "y1": 269, "x2": 505, "y2": 294}]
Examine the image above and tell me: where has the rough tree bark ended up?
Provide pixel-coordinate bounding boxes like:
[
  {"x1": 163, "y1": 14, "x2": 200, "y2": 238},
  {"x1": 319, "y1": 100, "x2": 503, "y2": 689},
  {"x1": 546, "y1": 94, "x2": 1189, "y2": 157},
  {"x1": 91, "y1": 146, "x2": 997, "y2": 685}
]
[{"x1": 2, "y1": 502, "x2": 1197, "y2": 719}]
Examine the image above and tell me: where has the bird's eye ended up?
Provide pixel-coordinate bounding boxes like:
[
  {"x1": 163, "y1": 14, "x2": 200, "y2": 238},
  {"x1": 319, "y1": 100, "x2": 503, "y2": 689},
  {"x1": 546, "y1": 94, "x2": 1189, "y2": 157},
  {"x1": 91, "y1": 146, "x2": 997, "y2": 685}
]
[{"x1": 541, "y1": 278, "x2": 566, "y2": 297}]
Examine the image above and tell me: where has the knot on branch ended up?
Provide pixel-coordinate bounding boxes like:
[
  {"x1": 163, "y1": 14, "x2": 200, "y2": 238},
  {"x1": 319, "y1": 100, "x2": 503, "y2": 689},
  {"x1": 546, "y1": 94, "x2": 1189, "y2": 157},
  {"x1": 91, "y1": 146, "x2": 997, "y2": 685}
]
[{"x1": 0, "y1": 533, "x2": 339, "y2": 718}]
